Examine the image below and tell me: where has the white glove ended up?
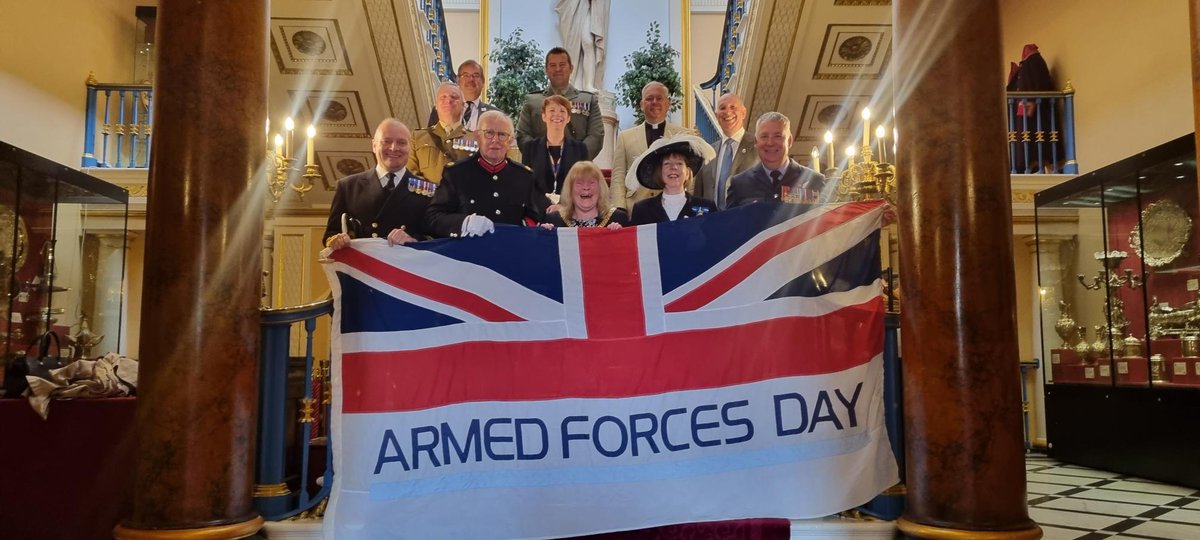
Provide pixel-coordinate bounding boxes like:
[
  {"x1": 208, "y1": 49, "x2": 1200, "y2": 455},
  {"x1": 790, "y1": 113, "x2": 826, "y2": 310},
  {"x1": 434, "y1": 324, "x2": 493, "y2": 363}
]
[{"x1": 461, "y1": 213, "x2": 495, "y2": 237}]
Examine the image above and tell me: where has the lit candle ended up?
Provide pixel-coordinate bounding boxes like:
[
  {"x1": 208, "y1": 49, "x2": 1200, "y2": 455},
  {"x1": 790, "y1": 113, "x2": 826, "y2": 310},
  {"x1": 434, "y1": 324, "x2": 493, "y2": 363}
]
[
  {"x1": 273, "y1": 133, "x2": 283, "y2": 157},
  {"x1": 875, "y1": 125, "x2": 886, "y2": 162},
  {"x1": 306, "y1": 124, "x2": 317, "y2": 166},
  {"x1": 824, "y1": 131, "x2": 834, "y2": 169},
  {"x1": 265, "y1": 119, "x2": 271, "y2": 146},
  {"x1": 810, "y1": 146, "x2": 820, "y2": 173},
  {"x1": 845, "y1": 144, "x2": 856, "y2": 166},
  {"x1": 860, "y1": 108, "x2": 871, "y2": 150},
  {"x1": 284, "y1": 117, "x2": 295, "y2": 159}
]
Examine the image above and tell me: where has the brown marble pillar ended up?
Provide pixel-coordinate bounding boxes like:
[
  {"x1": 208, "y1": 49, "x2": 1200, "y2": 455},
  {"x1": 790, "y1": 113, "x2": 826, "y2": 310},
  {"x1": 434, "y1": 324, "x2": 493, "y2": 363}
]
[
  {"x1": 114, "y1": 0, "x2": 268, "y2": 538},
  {"x1": 893, "y1": 0, "x2": 1041, "y2": 538}
]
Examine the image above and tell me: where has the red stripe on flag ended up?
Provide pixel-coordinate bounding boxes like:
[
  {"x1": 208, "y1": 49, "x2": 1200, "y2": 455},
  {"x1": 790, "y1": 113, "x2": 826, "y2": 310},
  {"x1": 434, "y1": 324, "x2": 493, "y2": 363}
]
[
  {"x1": 340, "y1": 298, "x2": 883, "y2": 413},
  {"x1": 665, "y1": 201, "x2": 880, "y2": 313},
  {"x1": 577, "y1": 227, "x2": 646, "y2": 338},
  {"x1": 332, "y1": 248, "x2": 524, "y2": 322}
]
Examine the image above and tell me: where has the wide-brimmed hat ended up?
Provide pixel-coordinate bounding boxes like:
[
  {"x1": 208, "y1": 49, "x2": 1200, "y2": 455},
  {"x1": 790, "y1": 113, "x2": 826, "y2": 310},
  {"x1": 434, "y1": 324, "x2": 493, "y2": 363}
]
[{"x1": 627, "y1": 134, "x2": 716, "y2": 191}]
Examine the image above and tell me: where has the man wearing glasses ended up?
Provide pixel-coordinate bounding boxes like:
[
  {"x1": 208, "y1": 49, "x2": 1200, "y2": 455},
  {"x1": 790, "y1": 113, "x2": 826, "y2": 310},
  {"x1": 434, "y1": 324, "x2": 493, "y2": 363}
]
[
  {"x1": 425, "y1": 110, "x2": 548, "y2": 238},
  {"x1": 425, "y1": 60, "x2": 497, "y2": 131}
]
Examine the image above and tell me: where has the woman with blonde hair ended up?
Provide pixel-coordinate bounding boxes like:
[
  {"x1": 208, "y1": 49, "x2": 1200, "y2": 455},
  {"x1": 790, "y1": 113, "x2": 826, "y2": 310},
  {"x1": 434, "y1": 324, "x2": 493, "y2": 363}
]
[{"x1": 542, "y1": 161, "x2": 629, "y2": 229}]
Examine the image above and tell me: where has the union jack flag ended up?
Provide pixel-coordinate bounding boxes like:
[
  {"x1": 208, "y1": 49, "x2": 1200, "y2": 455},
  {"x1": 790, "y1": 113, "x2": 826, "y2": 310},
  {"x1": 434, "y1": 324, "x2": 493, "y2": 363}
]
[{"x1": 323, "y1": 200, "x2": 896, "y2": 540}]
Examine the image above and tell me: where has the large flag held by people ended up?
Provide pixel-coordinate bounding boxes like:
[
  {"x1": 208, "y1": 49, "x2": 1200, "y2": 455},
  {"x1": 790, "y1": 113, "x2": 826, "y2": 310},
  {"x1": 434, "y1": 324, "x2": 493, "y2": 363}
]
[{"x1": 321, "y1": 200, "x2": 898, "y2": 540}]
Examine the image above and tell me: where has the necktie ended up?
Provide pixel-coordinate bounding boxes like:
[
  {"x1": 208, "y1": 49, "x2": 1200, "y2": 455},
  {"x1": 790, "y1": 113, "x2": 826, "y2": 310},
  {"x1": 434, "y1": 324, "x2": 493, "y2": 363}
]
[
  {"x1": 384, "y1": 172, "x2": 396, "y2": 192},
  {"x1": 716, "y1": 139, "x2": 735, "y2": 209},
  {"x1": 463, "y1": 102, "x2": 474, "y2": 129},
  {"x1": 769, "y1": 170, "x2": 783, "y2": 198}
]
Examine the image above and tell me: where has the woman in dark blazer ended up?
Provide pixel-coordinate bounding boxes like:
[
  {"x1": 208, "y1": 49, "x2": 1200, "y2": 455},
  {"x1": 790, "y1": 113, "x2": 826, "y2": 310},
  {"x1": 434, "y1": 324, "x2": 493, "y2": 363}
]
[
  {"x1": 520, "y1": 94, "x2": 588, "y2": 199},
  {"x1": 629, "y1": 134, "x2": 717, "y2": 225}
]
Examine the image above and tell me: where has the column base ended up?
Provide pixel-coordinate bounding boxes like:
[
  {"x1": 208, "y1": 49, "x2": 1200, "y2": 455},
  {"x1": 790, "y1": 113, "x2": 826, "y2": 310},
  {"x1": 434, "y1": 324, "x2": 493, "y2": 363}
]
[
  {"x1": 790, "y1": 516, "x2": 896, "y2": 538},
  {"x1": 114, "y1": 516, "x2": 264, "y2": 540},
  {"x1": 897, "y1": 517, "x2": 1042, "y2": 539}
]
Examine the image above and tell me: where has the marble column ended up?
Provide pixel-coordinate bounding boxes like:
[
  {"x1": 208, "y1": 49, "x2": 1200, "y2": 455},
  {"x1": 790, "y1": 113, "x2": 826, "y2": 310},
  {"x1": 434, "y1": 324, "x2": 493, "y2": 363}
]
[
  {"x1": 114, "y1": 0, "x2": 268, "y2": 538},
  {"x1": 597, "y1": 91, "x2": 618, "y2": 170},
  {"x1": 893, "y1": 0, "x2": 1041, "y2": 538}
]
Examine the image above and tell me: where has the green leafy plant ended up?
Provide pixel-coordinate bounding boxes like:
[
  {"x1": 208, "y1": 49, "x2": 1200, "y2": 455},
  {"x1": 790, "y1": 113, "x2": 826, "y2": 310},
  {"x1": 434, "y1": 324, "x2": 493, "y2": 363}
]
[
  {"x1": 615, "y1": 22, "x2": 683, "y2": 123},
  {"x1": 487, "y1": 29, "x2": 548, "y2": 119}
]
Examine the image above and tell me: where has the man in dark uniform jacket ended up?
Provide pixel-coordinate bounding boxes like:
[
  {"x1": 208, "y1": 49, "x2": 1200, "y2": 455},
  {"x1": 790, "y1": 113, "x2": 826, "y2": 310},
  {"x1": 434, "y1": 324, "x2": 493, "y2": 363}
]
[
  {"x1": 728, "y1": 112, "x2": 826, "y2": 208},
  {"x1": 323, "y1": 118, "x2": 435, "y2": 250},
  {"x1": 516, "y1": 47, "x2": 604, "y2": 160},
  {"x1": 425, "y1": 110, "x2": 546, "y2": 238}
]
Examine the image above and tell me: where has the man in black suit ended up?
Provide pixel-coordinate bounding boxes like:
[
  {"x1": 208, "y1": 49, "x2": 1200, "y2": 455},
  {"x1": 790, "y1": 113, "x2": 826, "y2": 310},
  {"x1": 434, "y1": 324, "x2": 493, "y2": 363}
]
[
  {"x1": 695, "y1": 93, "x2": 758, "y2": 209},
  {"x1": 728, "y1": 112, "x2": 826, "y2": 208},
  {"x1": 323, "y1": 118, "x2": 435, "y2": 250},
  {"x1": 426, "y1": 60, "x2": 498, "y2": 131},
  {"x1": 425, "y1": 110, "x2": 546, "y2": 238}
]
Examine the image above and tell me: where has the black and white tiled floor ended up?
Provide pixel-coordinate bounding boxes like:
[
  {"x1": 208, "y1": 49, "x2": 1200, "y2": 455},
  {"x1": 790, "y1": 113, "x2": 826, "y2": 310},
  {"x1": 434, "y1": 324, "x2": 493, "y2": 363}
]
[{"x1": 1027, "y1": 454, "x2": 1200, "y2": 539}]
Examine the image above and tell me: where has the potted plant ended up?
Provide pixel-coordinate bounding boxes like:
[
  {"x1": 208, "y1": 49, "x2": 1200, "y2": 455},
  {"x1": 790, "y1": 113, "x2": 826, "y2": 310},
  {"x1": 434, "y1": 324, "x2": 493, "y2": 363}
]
[
  {"x1": 487, "y1": 29, "x2": 548, "y2": 119},
  {"x1": 615, "y1": 22, "x2": 682, "y2": 123}
]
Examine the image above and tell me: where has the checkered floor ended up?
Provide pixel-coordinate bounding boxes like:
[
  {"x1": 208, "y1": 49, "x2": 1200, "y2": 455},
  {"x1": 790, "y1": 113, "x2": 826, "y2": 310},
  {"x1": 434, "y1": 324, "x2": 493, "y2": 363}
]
[{"x1": 1027, "y1": 454, "x2": 1200, "y2": 539}]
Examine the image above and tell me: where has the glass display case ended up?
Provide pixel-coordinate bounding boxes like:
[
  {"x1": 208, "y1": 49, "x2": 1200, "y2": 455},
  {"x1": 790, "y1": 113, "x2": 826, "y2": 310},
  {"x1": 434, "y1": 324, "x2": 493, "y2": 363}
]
[
  {"x1": 1036, "y1": 133, "x2": 1200, "y2": 389},
  {"x1": 0, "y1": 142, "x2": 129, "y2": 380}
]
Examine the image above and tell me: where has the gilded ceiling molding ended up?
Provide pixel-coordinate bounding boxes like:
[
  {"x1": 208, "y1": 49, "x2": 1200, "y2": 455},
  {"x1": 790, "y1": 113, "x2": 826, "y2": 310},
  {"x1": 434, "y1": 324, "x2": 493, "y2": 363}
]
[
  {"x1": 744, "y1": 0, "x2": 806, "y2": 121},
  {"x1": 361, "y1": 0, "x2": 437, "y2": 125}
]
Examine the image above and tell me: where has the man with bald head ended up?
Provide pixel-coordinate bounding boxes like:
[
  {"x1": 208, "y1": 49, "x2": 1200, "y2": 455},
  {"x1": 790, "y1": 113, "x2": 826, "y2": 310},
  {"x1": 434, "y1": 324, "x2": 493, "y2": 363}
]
[
  {"x1": 610, "y1": 81, "x2": 696, "y2": 211},
  {"x1": 324, "y1": 118, "x2": 435, "y2": 250},
  {"x1": 425, "y1": 110, "x2": 547, "y2": 238},
  {"x1": 410, "y1": 81, "x2": 476, "y2": 185},
  {"x1": 697, "y1": 93, "x2": 758, "y2": 209}
]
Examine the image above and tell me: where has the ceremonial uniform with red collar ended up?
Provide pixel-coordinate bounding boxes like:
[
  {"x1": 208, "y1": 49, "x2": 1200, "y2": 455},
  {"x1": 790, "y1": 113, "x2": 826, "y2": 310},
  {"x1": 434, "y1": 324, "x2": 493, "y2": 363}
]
[{"x1": 424, "y1": 155, "x2": 548, "y2": 238}]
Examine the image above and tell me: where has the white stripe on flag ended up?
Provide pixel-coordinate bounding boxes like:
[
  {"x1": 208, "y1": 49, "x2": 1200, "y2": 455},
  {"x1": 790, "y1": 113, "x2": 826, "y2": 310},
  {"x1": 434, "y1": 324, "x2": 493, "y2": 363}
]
[
  {"x1": 661, "y1": 203, "x2": 845, "y2": 304},
  {"x1": 352, "y1": 240, "x2": 565, "y2": 321},
  {"x1": 703, "y1": 205, "x2": 883, "y2": 311},
  {"x1": 663, "y1": 281, "x2": 882, "y2": 333},
  {"x1": 637, "y1": 224, "x2": 667, "y2": 336},
  {"x1": 557, "y1": 227, "x2": 589, "y2": 338}
]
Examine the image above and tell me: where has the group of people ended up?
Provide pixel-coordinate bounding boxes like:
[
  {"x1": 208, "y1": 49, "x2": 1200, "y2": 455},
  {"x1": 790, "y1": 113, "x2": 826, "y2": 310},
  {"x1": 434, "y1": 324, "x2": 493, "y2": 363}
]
[{"x1": 322, "y1": 46, "x2": 827, "y2": 249}]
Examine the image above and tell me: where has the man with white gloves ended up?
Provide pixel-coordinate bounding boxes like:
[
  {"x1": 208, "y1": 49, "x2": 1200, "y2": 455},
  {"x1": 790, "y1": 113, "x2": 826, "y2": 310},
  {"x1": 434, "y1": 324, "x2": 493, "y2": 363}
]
[{"x1": 424, "y1": 110, "x2": 547, "y2": 238}]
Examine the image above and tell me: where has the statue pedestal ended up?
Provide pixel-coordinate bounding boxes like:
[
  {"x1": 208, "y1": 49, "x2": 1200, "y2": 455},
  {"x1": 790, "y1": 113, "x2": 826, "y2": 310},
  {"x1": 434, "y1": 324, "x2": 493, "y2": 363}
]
[{"x1": 596, "y1": 90, "x2": 617, "y2": 170}]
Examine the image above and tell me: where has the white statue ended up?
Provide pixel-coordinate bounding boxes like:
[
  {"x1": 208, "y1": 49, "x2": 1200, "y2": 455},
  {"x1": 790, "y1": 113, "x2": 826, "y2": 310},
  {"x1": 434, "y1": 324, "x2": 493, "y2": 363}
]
[{"x1": 555, "y1": 0, "x2": 610, "y2": 93}]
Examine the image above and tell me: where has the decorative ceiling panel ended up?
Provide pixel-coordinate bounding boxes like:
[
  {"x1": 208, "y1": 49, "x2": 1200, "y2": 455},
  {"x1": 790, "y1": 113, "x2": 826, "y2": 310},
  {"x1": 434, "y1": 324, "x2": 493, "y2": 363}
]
[
  {"x1": 795, "y1": 94, "x2": 873, "y2": 142},
  {"x1": 288, "y1": 90, "x2": 372, "y2": 139},
  {"x1": 813, "y1": 24, "x2": 892, "y2": 80},
  {"x1": 270, "y1": 17, "x2": 353, "y2": 75},
  {"x1": 315, "y1": 150, "x2": 377, "y2": 190}
]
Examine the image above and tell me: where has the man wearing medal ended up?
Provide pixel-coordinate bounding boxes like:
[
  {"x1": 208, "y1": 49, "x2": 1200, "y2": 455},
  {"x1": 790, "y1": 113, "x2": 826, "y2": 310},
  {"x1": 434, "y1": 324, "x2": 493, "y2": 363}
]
[
  {"x1": 425, "y1": 110, "x2": 548, "y2": 238},
  {"x1": 515, "y1": 47, "x2": 605, "y2": 160},
  {"x1": 409, "y1": 82, "x2": 476, "y2": 185},
  {"x1": 728, "y1": 112, "x2": 826, "y2": 208},
  {"x1": 323, "y1": 118, "x2": 433, "y2": 250}
]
